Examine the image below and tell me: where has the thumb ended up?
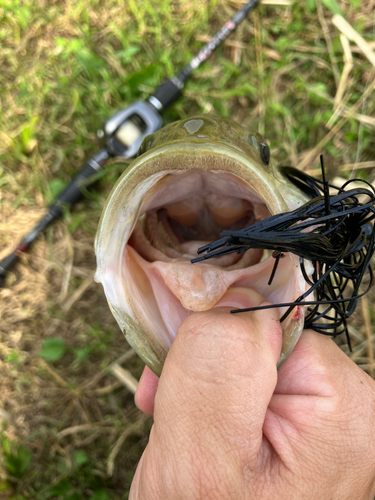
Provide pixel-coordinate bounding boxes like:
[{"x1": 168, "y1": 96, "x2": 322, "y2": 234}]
[{"x1": 154, "y1": 287, "x2": 282, "y2": 463}]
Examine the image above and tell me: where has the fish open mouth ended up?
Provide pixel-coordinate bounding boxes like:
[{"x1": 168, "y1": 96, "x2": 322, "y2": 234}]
[{"x1": 95, "y1": 141, "x2": 309, "y2": 374}]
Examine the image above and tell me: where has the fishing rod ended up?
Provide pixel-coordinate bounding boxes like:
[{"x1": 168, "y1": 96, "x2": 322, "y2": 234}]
[{"x1": 0, "y1": 0, "x2": 260, "y2": 287}]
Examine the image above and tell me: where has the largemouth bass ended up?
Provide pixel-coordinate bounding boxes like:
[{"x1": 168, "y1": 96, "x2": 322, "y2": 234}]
[{"x1": 95, "y1": 116, "x2": 311, "y2": 376}]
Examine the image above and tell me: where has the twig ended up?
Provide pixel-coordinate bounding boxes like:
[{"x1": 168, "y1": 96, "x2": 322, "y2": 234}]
[
  {"x1": 57, "y1": 421, "x2": 113, "y2": 439},
  {"x1": 196, "y1": 35, "x2": 246, "y2": 49},
  {"x1": 350, "y1": 340, "x2": 368, "y2": 362},
  {"x1": 81, "y1": 349, "x2": 136, "y2": 390},
  {"x1": 361, "y1": 296, "x2": 374, "y2": 379},
  {"x1": 341, "y1": 161, "x2": 375, "y2": 171},
  {"x1": 253, "y1": 9, "x2": 265, "y2": 136},
  {"x1": 261, "y1": 0, "x2": 291, "y2": 3},
  {"x1": 92, "y1": 381, "x2": 123, "y2": 396},
  {"x1": 38, "y1": 359, "x2": 69, "y2": 388},
  {"x1": 334, "y1": 34, "x2": 353, "y2": 109},
  {"x1": 57, "y1": 231, "x2": 74, "y2": 303},
  {"x1": 62, "y1": 271, "x2": 95, "y2": 313},
  {"x1": 317, "y1": 1, "x2": 340, "y2": 87},
  {"x1": 107, "y1": 418, "x2": 146, "y2": 476},
  {"x1": 0, "y1": 408, "x2": 11, "y2": 423},
  {"x1": 357, "y1": 363, "x2": 375, "y2": 373},
  {"x1": 304, "y1": 160, "x2": 375, "y2": 175},
  {"x1": 73, "y1": 398, "x2": 91, "y2": 424},
  {"x1": 76, "y1": 428, "x2": 105, "y2": 447},
  {"x1": 110, "y1": 364, "x2": 139, "y2": 394},
  {"x1": 52, "y1": 442, "x2": 72, "y2": 470},
  {"x1": 332, "y1": 15, "x2": 375, "y2": 69}
]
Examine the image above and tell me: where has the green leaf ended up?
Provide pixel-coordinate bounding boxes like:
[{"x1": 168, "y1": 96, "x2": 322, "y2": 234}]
[
  {"x1": 49, "y1": 478, "x2": 72, "y2": 495},
  {"x1": 76, "y1": 48, "x2": 105, "y2": 77},
  {"x1": 55, "y1": 37, "x2": 85, "y2": 60},
  {"x1": 117, "y1": 46, "x2": 140, "y2": 64},
  {"x1": 67, "y1": 494, "x2": 82, "y2": 500},
  {"x1": 67, "y1": 39, "x2": 85, "y2": 54},
  {"x1": 39, "y1": 337, "x2": 67, "y2": 362},
  {"x1": 89, "y1": 491, "x2": 110, "y2": 500},
  {"x1": 5, "y1": 444, "x2": 32, "y2": 478},
  {"x1": 321, "y1": 0, "x2": 343, "y2": 16},
  {"x1": 74, "y1": 346, "x2": 92, "y2": 362},
  {"x1": 68, "y1": 213, "x2": 85, "y2": 233},
  {"x1": 47, "y1": 179, "x2": 68, "y2": 203},
  {"x1": 6, "y1": 350, "x2": 19, "y2": 363},
  {"x1": 73, "y1": 450, "x2": 88, "y2": 467},
  {"x1": 125, "y1": 64, "x2": 159, "y2": 91},
  {"x1": 16, "y1": 6, "x2": 31, "y2": 30},
  {"x1": 0, "y1": 480, "x2": 11, "y2": 492},
  {"x1": 306, "y1": 0, "x2": 316, "y2": 12},
  {"x1": 2, "y1": 436, "x2": 11, "y2": 456},
  {"x1": 16, "y1": 116, "x2": 38, "y2": 154}
]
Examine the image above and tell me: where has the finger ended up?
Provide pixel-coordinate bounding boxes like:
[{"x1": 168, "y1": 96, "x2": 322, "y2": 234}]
[
  {"x1": 134, "y1": 288, "x2": 274, "y2": 416},
  {"x1": 135, "y1": 366, "x2": 159, "y2": 415},
  {"x1": 265, "y1": 326, "x2": 375, "y2": 445},
  {"x1": 274, "y1": 328, "x2": 370, "y2": 396},
  {"x1": 275, "y1": 329, "x2": 335, "y2": 396},
  {"x1": 264, "y1": 327, "x2": 375, "y2": 488},
  {"x1": 128, "y1": 451, "x2": 145, "y2": 500},
  {"x1": 153, "y1": 287, "x2": 282, "y2": 465}
]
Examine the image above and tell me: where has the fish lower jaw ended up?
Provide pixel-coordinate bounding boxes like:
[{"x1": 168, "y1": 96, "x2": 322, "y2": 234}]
[{"x1": 123, "y1": 244, "x2": 306, "y2": 370}]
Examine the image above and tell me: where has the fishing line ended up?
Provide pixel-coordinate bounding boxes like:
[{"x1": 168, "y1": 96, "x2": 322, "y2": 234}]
[{"x1": 192, "y1": 155, "x2": 375, "y2": 343}]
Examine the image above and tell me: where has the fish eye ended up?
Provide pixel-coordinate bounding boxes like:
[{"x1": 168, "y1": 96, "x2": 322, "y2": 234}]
[
  {"x1": 136, "y1": 142, "x2": 145, "y2": 157},
  {"x1": 137, "y1": 137, "x2": 154, "y2": 157},
  {"x1": 247, "y1": 134, "x2": 271, "y2": 166},
  {"x1": 260, "y1": 142, "x2": 270, "y2": 165}
]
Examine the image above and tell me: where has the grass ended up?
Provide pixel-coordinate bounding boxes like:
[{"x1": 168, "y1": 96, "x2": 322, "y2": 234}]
[{"x1": 0, "y1": 0, "x2": 374, "y2": 497}]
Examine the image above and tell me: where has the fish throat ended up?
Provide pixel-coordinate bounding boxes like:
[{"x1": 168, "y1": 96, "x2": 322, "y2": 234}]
[{"x1": 130, "y1": 170, "x2": 268, "y2": 272}]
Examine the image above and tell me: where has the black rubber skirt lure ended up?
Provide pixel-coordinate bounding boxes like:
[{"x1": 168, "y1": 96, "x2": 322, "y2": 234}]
[{"x1": 192, "y1": 157, "x2": 375, "y2": 348}]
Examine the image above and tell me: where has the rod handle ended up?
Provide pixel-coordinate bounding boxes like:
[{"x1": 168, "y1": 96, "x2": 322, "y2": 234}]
[
  {"x1": 49, "y1": 149, "x2": 109, "y2": 218},
  {"x1": 0, "y1": 251, "x2": 20, "y2": 287},
  {"x1": 152, "y1": 78, "x2": 183, "y2": 110}
]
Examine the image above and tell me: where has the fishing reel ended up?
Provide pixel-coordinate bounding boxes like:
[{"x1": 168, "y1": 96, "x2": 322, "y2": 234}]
[
  {"x1": 102, "y1": 100, "x2": 163, "y2": 159},
  {"x1": 102, "y1": 78, "x2": 184, "y2": 159}
]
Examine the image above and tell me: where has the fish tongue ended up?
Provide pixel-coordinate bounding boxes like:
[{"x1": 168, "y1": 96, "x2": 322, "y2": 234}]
[{"x1": 151, "y1": 261, "x2": 235, "y2": 311}]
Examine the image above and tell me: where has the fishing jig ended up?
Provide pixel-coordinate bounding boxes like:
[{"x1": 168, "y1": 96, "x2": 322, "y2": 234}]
[{"x1": 192, "y1": 156, "x2": 375, "y2": 347}]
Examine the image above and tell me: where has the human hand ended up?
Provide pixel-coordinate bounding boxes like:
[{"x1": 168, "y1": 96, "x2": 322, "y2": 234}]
[{"x1": 130, "y1": 288, "x2": 375, "y2": 500}]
